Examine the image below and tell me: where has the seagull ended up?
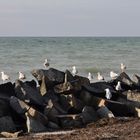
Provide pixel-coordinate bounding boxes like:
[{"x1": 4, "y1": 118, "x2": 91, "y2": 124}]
[
  {"x1": 97, "y1": 72, "x2": 104, "y2": 81},
  {"x1": 105, "y1": 88, "x2": 112, "y2": 99},
  {"x1": 121, "y1": 63, "x2": 126, "y2": 72},
  {"x1": 115, "y1": 81, "x2": 122, "y2": 91},
  {"x1": 110, "y1": 71, "x2": 118, "y2": 79},
  {"x1": 88, "y1": 72, "x2": 93, "y2": 81},
  {"x1": 72, "y1": 66, "x2": 78, "y2": 76},
  {"x1": 43, "y1": 58, "x2": 50, "y2": 68},
  {"x1": 18, "y1": 72, "x2": 26, "y2": 80},
  {"x1": 1, "y1": 71, "x2": 10, "y2": 82}
]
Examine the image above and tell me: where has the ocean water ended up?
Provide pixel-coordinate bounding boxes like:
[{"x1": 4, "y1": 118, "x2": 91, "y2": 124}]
[{"x1": 0, "y1": 37, "x2": 140, "y2": 82}]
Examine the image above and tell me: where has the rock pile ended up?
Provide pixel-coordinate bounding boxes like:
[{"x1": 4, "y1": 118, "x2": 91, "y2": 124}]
[{"x1": 0, "y1": 67, "x2": 140, "y2": 138}]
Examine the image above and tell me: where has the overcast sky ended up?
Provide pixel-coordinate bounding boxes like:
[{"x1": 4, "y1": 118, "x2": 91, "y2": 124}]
[{"x1": 0, "y1": 0, "x2": 140, "y2": 36}]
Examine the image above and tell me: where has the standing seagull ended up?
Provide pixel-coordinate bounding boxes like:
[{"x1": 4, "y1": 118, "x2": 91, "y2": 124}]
[
  {"x1": 115, "y1": 81, "x2": 122, "y2": 91},
  {"x1": 1, "y1": 71, "x2": 10, "y2": 82},
  {"x1": 18, "y1": 72, "x2": 26, "y2": 80},
  {"x1": 110, "y1": 71, "x2": 118, "y2": 79},
  {"x1": 97, "y1": 72, "x2": 104, "y2": 81},
  {"x1": 43, "y1": 58, "x2": 50, "y2": 68},
  {"x1": 72, "y1": 66, "x2": 78, "y2": 76},
  {"x1": 121, "y1": 63, "x2": 126, "y2": 72},
  {"x1": 105, "y1": 88, "x2": 112, "y2": 99},
  {"x1": 88, "y1": 72, "x2": 93, "y2": 81}
]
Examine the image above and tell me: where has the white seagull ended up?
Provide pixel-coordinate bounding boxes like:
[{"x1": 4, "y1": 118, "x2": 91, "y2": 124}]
[
  {"x1": 110, "y1": 71, "x2": 118, "y2": 79},
  {"x1": 121, "y1": 63, "x2": 126, "y2": 72},
  {"x1": 97, "y1": 72, "x2": 104, "y2": 81},
  {"x1": 88, "y1": 72, "x2": 93, "y2": 81},
  {"x1": 105, "y1": 88, "x2": 112, "y2": 99},
  {"x1": 72, "y1": 66, "x2": 78, "y2": 76},
  {"x1": 1, "y1": 71, "x2": 10, "y2": 82},
  {"x1": 43, "y1": 58, "x2": 50, "y2": 68},
  {"x1": 18, "y1": 72, "x2": 26, "y2": 80},
  {"x1": 115, "y1": 81, "x2": 122, "y2": 91}
]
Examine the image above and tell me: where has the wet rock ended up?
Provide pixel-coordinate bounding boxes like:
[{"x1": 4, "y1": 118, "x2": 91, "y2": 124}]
[
  {"x1": 57, "y1": 114, "x2": 82, "y2": 128},
  {"x1": 97, "y1": 106, "x2": 114, "y2": 118},
  {"x1": 81, "y1": 106, "x2": 99, "y2": 124},
  {"x1": 0, "y1": 82, "x2": 15, "y2": 97},
  {"x1": 0, "y1": 116, "x2": 16, "y2": 132},
  {"x1": 83, "y1": 82, "x2": 118, "y2": 100},
  {"x1": 0, "y1": 99, "x2": 11, "y2": 117},
  {"x1": 105, "y1": 99, "x2": 135, "y2": 117},
  {"x1": 25, "y1": 112, "x2": 47, "y2": 133},
  {"x1": 132, "y1": 74, "x2": 140, "y2": 88},
  {"x1": 10, "y1": 96, "x2": 30, "y2": 114},
  {"x1": 31, "y1": 68, "x2": 65, "y2": 88},
  {"x1": 44, "y1": 99, "x2": 63, "y2": 123},
  {"x1": 27, "y1": 107, "x2": 48, "y2": 126},
  {"x1": 47, "y1": 121, "x2": 60, "y2": 130},
  {"x1": 59, "y1": 95, "x2": 72, "y2": 112},
  {"x1": 110, "y1": 72, "x2": 135, "y2": 90},
  {"x1": 14, "y1": 80, "x2": 44, "y2": 107}
]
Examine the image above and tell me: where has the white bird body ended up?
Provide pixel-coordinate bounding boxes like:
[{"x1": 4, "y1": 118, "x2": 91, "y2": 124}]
[
  {"x1": 19, "y1": 72, "x2": 26, "y2": 80},
  {"x1": 97, "y1": 72, "x2": 104, "y2": 81},
  {"x1": 72, "y1": 66, "x2": 78, "y2": 76},
  {"x1": 105, "y1": 88, "x2": 112, "y2": 99},
  {"x1": 25, "y1": 112, "x2": 31, "y2": 133},
  {"x1": 44, "y1": 59, "x2": 50, "y2": 68},
  {"x1": 121, "y1": 63, "x2": 126, "y2": 72},
  {"x1": 115, "y1": 81, "x2": 122, "y2": 91},
  {"x1": 88, "y1": 72, "x2": 93, "y2": 81},
  {"x1": 110, "y1": 71, "x2": 118, "y2": 79},
  {"x1": 1, "y1": 71, "x2": 10, "y2": 81}
]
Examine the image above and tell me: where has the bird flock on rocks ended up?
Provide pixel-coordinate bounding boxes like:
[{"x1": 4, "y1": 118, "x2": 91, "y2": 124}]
[{"x1": 0, "y1": 59, "x2": 127, "y2": 100}]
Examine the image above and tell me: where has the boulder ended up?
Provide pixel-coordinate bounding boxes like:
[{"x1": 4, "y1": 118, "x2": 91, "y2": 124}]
[
  {"x1": 0, "y1": 99, "x2": 11, "y2": 117},
  {"x1": 14, "y1": 80, "x2": 44, "y2": 107},
  {"x1": 0, "y1": 116, "x2": 16, "y2": 132},
  {"x1": 31, "y1": 68, "x2": 65, "y2": 89},
  {"x1": 0, "y1": 82, "x2": 15, "y2": 97},
  {"x1": 97, "y1": 106, "x2": 114, "y2": 118},
  {"x1": 25, "y1": 112, "x2": 47, "y2": 133},
  {"x1": 81, "y1": 106, "x2": 99, "y2": 124}
]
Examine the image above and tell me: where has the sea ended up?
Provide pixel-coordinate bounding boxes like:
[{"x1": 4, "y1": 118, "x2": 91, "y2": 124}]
[{"x1": 0, "y1": 37, "x2": 140, "y2": 82}]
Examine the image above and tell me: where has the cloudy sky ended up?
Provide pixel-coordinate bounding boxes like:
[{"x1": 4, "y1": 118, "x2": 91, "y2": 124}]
[{"x1": 0, "y1": 0, "x2": 140, "y2": 36}]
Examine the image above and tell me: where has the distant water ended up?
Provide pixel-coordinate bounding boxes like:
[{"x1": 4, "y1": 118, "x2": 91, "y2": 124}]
[{"x1": 0, "y1": 37, "x2": 140, "y2": 82}]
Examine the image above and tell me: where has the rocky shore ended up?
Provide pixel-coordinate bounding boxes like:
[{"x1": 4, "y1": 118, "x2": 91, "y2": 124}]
[{"x1": 0, "y1": 67, "x2": 140, "y2": 139}]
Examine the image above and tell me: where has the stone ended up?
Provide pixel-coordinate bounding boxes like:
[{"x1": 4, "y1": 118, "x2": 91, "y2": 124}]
[
  {"x1": 0, "y1": 116, "x2": 16, "y2": 132},
  {"x1": 81, "y1": 106, "x2": 99, "y2": 124},
  {"x1": 97, "y1": 106, "x2": 114, "y2": 118},
  {"x1": 14, "y1": 80, "x2": 44, "y2": 107}
]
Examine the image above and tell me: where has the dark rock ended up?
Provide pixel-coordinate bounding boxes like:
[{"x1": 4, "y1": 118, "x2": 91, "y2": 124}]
[
  {"x1": 109, "y1": 72, "x2": 135, "y2": 90},
  {"x1": 0, "y1": 99, "x2": 11, "y2": 117},
  {"x1": 132, "y1": 74, "x2": 140, "y2": 88},
  {"x1": 10, "y1": 96, "x2": 30, "y2": 114},
  {"x1": 83, "y1": 82, "x2": 118, "y2": 100},
  {"x1": 105, "y1": 99, "x2": 135, "y2": 117},
  {"x1": 44, "y1": 99, "x2": 66, "y2": 124},
  {"x1": 31, "y1": 68, "x2": 65, "y2": 89},
  {"x1": 96, "y1": 106, "x2": 114, "y2": 118},
  {"x1": 0, "y1": 116, "x2": 16, "y2": 132},
  {"x1": 25, "y1": 112, "x2": 47, "y2": 133},
  {"x1": 57, "y1": 114, "x2": 82, "y2": 128},
  {"x1": 14, "y1": 80, "x2": 44, "y2": 107},
  {"x1": 81, "y1": 106, "x2": 99, "y2": 124},
  {"x1": 0, "y1": 82, "x2": 15, "y2": 97},
  {"x1": 47, "y1": 121, "x2": 60, "y2": 130}
]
